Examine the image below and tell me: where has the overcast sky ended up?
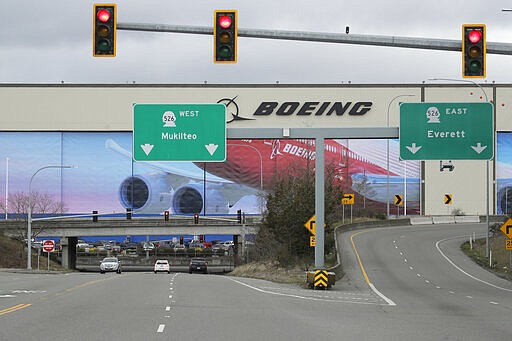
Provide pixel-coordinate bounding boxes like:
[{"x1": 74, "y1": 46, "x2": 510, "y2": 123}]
[{"x1": 1, "y1": 0, "x2": 512, "y2": 84}]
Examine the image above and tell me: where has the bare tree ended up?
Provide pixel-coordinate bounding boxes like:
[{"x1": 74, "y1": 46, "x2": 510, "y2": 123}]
[{"x1": 0, "y1": 191, "x2": 67, "y2": 261}]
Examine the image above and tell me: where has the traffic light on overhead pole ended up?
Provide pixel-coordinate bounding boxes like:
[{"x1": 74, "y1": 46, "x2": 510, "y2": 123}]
[
  {"x1": 93, "y1": 4, "x2": 116, "y2": 57},
  {"x1": 462, "y1": 24, "x2": 486, "y2": 78},
  {"x1": 214, "y1": 10, "x2": 237, "y2": 63}
]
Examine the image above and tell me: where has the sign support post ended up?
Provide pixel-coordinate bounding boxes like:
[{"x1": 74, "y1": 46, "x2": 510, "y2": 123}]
[{"x1": 314, "y1": 137, "x2": 325, "y2": 270}]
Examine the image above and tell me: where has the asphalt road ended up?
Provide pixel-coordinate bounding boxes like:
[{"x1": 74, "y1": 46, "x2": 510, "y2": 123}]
[
  {"x1": 1, "y1": 222, "x2": 511, "y2": 340},
  {"x1": 339, "y1": 222, "x2": 512, "y2": 340}
]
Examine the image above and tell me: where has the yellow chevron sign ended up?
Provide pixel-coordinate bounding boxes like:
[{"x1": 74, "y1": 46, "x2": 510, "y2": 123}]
[
  {"x1": 394, "y1": 194, "x2": 403, "y2": 206},
  {"x1": 314, "y1": 269, "x2": 329, "y2": 288},
  {"x1": 444, "y1": 194, "x2": 452, "y2": 205}
]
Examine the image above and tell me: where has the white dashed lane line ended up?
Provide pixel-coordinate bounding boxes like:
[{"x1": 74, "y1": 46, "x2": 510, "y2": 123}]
[
  {"x1": 156, "y1": 273, "x2": 179, "y2": 334},
  {"x1": 394, "y1": 240, "x2": 504, "y2": 307}
]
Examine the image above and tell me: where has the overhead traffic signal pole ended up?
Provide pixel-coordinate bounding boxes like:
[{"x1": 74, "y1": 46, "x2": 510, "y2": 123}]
[{"x1": 116, "y1": 22, "x2": 512, "y2": 56}]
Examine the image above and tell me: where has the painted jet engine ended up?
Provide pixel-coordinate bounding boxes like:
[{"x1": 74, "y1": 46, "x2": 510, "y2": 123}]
[{"x1": 108, "y1": 138, "x2": 420, "y2": 215}]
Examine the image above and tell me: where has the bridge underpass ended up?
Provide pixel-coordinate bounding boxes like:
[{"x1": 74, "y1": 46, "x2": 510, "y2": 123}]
[{"x1": 0, "y1": 217, "x2": 258, "y2": 270}]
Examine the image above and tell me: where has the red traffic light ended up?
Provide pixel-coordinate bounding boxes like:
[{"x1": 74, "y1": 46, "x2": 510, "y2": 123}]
[
  {"x1": 194, "y1": 213, "x2": 199, "y2": 224},
  {"x1": 218, "y1": 15, "x2": 232, "y2": 29},
  {"x1": 93, "y1": 4, "x2": 116, "y2": 57},
  {"x1": 468, "y1": 30, "x2": 482, "y2": 44},
  {"x1": 214, "y1": 10, "x2": 237, "y2": 63},
  {"x1": 462, "y1": 24, "x2": 485, "y2": 78},
  {"x1": 97, "y1": 9, "x2": 111, "y2": 23}
]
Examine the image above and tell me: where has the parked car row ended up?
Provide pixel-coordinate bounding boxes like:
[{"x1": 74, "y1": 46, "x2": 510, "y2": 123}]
[{"x1": 80, "y1": 239, "x2": 234, "y2": 254}]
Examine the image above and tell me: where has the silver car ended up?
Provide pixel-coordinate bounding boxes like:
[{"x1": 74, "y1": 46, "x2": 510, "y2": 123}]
[{"x1": 99, "y1": 257, "x2": 122, "y2": 274}]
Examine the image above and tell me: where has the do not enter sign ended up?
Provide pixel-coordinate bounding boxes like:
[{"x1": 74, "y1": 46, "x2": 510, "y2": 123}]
[{"x1": 42, "y1": 240, "x2": 55, "y2": 253}]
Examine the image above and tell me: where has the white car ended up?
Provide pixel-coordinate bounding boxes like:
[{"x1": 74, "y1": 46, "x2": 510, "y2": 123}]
[
  {"x1": 154, "y1": 259, "x2": 170, "y2": 274},
  {"x1": 221, "y1": 241, "x2": 234, "y2": 248},
  {"x1": 100, "y1": 257, "x2": 122, "y2": 274},
  {"x1": 143, "y1": 242, "x2": 155, "y2": 251}
]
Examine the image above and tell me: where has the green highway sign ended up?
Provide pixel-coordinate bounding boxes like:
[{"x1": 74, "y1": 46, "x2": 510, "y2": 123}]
[
  {"x1": 400, "y1": 102, "x2": 494, "y2": 160},
  {"x1": 133, "y1": 104, "x2": 226, "y2": 162}
]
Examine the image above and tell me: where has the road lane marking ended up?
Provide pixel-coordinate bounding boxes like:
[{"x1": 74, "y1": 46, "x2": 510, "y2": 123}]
[
  {"x1": 12, "y1": 290, "x2": 47, "y2": 294},
  {"x1": 0, "y1": 303, "x2": 32, "y2": 316},
  {"x1": 157, "y1": 324, "x2": 165, "y2": 333},
  {"x1": 436, "y1": 236, "x2": 512, "y2": 292},
  {"x1": 165, "y1": 306, "x2": 171, "y2": 311},
  {"x1": 350, "y1": 232, "x2": 371, "y2": 284},
  {"x1": 227, "y1": 278, "x2": 382, "y2": 305},
  {"x1": 350, "y1": 231, "x2": 397, "y2": 306},
  {"x1": 490, "y1": 301, "x2": 499, "y2": 305}
]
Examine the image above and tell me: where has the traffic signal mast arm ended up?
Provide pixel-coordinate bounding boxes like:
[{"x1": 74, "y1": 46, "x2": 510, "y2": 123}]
[{"x1": 116, "y1": 22, "x2": 512, "y2": 55}]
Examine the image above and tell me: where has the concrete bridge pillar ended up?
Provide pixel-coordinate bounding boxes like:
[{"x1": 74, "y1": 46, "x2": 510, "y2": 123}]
[{"x1": 60, "y1": 236, "x2": 77, "y2": 269}]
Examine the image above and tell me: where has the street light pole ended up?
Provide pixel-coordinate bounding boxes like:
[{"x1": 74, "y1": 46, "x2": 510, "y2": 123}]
[
  {"x1": 387, "y1": 94, "x2": 416, "y2": 218},
  {"x1": 27, "y1": 165, "x2": 76, "y2": 270},
  {"x1": 427, "y1": 78, "x2": 491, "y2": 258}
]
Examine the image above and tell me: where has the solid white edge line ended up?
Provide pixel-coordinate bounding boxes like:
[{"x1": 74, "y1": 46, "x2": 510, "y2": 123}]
[
  {"x1": 436, "y1": 236, "x2": 512, "y2": 292},
  {"x1": 369, "y1": 283, "x2": 397, "y2": 306},
  {"x1": 351, "y1": 230, "x2": 398, "y2": 307},
  {"x1": 226, "y1": 277, "x2": 382, "y2": 306},
  {"x1": 157, "y1": 324, "x2": 165, "y2": 333}
]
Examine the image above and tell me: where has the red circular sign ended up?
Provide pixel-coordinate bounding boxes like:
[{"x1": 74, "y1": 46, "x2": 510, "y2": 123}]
[{"x1": 42, "y1": 240, "x2": 55, "y2": 253}]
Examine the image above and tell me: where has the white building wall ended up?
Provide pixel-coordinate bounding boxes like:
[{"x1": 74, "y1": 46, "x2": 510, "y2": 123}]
[{"x1": 0, "y1": 83, "x2": 509, "y2": 216}]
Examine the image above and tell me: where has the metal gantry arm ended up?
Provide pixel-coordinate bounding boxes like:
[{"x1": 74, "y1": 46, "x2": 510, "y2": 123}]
[{"x1": 117, "y1": 22, "x2": 512, "y2": 55}]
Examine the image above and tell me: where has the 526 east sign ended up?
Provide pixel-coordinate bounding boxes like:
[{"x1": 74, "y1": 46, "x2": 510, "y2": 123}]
[{"x1": 399, "y1": 102, "x2": 494, "y2": 160}]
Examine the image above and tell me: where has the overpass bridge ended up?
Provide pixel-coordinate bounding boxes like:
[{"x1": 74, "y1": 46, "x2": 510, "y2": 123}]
[{"x1": 0, "y1": 216, "x2": 259, "y2": 269}]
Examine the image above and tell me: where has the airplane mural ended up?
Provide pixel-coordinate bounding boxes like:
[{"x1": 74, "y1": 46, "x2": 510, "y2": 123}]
[{"x1": 107, "y1": 137, "x2": 421, "y2": 215}]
